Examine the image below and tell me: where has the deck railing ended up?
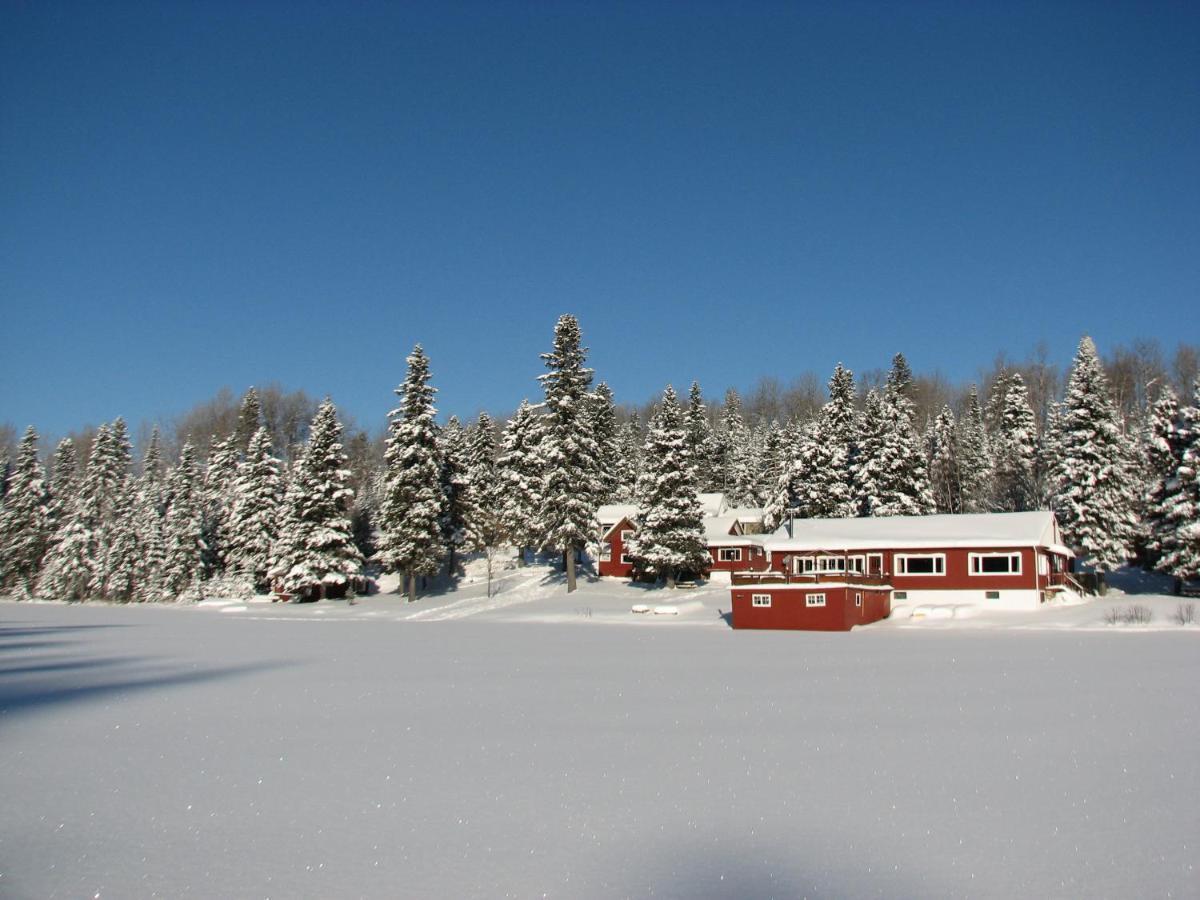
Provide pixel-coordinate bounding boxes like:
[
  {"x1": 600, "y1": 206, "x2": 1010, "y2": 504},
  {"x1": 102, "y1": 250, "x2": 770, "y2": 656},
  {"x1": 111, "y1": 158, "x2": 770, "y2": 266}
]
[{"x1": 731, "y1": 571, "x2": 891, "y2": 587}]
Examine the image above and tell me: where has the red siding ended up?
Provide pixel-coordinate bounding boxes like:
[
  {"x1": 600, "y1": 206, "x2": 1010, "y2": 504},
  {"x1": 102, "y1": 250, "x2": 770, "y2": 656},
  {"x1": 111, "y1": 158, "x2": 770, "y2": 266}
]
[
  {"x1": 708, "y1": 543, "x2": 769, "y2": 573},
  {"x1": 598, "y1": 517, "x2": 636, "y2": 578},
  {"x1": 731, "y1": 586, "x2": 891, "y2": 631},
  {"x1": 769, "y1": 546, "x2": 1044, "y2": 592}
]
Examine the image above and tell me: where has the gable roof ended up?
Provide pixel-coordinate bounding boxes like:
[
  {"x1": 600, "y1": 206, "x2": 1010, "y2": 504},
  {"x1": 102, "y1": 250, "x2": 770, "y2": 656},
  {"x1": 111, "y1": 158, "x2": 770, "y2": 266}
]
[{"x1": 765, "y1": 511, "x2": 1069, "y2": 553}]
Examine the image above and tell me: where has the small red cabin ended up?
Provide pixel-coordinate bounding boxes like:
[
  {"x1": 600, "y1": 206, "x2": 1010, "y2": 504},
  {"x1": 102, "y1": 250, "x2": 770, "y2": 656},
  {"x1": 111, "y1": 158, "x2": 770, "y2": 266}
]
[{"x1": 730, "y1": 581, "x2": 892, "y2": 631}]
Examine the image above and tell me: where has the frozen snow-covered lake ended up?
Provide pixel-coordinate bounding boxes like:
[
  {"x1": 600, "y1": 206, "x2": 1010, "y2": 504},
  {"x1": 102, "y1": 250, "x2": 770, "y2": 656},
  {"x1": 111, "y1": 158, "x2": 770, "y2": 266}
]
[{"x1": 1, "y1": 584, "x2": 1197, "y2": 898}]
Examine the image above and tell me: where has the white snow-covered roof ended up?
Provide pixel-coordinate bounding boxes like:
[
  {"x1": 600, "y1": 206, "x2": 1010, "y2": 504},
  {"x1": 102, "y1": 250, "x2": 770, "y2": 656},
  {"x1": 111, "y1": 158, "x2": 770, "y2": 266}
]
[
  {"x1": 697, "y1": 493, "x2": 728, "y2": 518},
  {"x1": 764, "y1": 511, "x2": 1069, "y2": 553},
  {"x1": 721, "y1": 506, "x2": 763, "y2": 522},
  {"x1": 597, "y1": 504, "x2": 639, "y2": 528}
]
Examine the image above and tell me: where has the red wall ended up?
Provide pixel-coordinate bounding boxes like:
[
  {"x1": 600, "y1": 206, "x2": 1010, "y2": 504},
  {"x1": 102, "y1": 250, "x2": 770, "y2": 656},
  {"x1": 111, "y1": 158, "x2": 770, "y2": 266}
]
[
  {"x1": 598, "y1": 517, "x2": 636, "y2": 578},
  {"x1": 708, "y1": 543, "x2": 769, "y2": 572},
  {"x1": 769, "y1": 547, "x2": 1041, "y2": 592},
  {"x1": 731, "y1": 586, "x2": 891, "y2": 631}
]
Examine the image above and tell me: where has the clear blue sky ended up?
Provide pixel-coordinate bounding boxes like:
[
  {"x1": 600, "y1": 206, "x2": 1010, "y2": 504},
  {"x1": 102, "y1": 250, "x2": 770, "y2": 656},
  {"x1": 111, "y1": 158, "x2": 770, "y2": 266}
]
[{"x1": 2, "y1": 0, "x2": 1197, "y2": 440}]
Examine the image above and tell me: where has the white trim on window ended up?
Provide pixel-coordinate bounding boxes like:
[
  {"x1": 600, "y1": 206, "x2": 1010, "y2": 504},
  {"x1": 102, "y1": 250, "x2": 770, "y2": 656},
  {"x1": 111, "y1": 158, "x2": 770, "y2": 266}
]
[
  {"x1": 867, "y1": 553, "x2": 883, "y2": 575},
  {"x1": 805, "y1": 593, "x2": 827, "y2": 607},
  {"x1": 855, "y1": 592, "x2": 863, "y2": 607},
  {"x1": 600, "y1": 542, "x2": 612, "y2": 561},
  {"x1": 968, "y1": 552, "x2": 1022, "y2": 576},
  {"x1": 817, "y1": 555, "x2": 845, "y2": 573},
  {"x1": 895, "y1": 553, "x2": 946, "y2": 576},
  {"x1": 717, "y1": 547, "x2": 743, "y2": 562},
  {"x1": 620, "y1": 529, "x2": 635, "y2": 544},
  {"x1": 751, "y1": 593, "x2": 772, "y2": 608},
  {"x1": 848, "y1": 555, "x2": 865, "y2": 574}
]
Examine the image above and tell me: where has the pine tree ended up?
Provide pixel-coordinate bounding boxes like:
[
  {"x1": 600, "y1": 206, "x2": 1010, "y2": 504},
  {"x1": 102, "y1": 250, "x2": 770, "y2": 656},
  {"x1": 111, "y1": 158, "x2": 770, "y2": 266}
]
[
  {"x1": 227, "y1": 427, "x2": 284, "y2": 591},
  {"x1": 438, "y1": 416, "x2": 470, "y2": 575},
  {"x1": 376, "y1": 345, "x2": 447, "y2": 602},
  {"x1": 928, "y1": 406, "x2": 961, "y2": 513},
  {"x1": 202, "y1": 435, "x2": 239, "y2": 575},
  {"x1": 234, "y1": 387, "x2": 263, "y2": 457},
  {"x1": 49, "y1": 437, "x2": 79, "y2": 525},
  {"x1": 463, "y1": 412, "x2": 507, "y2": 593},
  {"x1": 1051, "y1": 336, "x2": 1139, "y2": 572},
  {"x1": 613, "y1": 414, "x2": 641, "y2": 501},
  {"x1": 627, "y1": 386, "x2": 709, "y2": 586},
  {"x1": 685, "y1": 382, "x2": 718, "y2": 491},
  {"x1": 989, "y1": 372, "x2": 1040, "y2": 511},
  {"x1": 537, "y1": 314, "x2": 598, "y2": 592},
  {"x1": 132, "y1": 433, "x2": 169, "y2": 602},
  {"x1": 957, "y1": 385, "x2": 993, "y2": 513},
  {"x1": 587, "y1": 383, "x2": 621, "y2": 504},
  {"x1": 86, "y1": 420, "x2": 134, "y2": 598},
  {"x1": 497, "y1": 400, "x2": 545, "y2": 565},
  {"x1": 1157, "y1": 378, "x2": 1200, "y2": 579},
  {"x1": 0, "y1": 426, "x2": 51, "y2": 597},
  {"x1": 162, "y1": 442, "x2": 206, "y2": 598},
  {"x1": 715, "y1": 389, "x2": 751, "y2": 503},
  {"x1": 268, "y1": 399, "x2": 362, "y2": 599},
  {"x1": 102, "y1": 476, "x2": 141, "y2": 601},
  {"x1": 1143, "y1": 386, "x2": 1187, "y2": 566}
]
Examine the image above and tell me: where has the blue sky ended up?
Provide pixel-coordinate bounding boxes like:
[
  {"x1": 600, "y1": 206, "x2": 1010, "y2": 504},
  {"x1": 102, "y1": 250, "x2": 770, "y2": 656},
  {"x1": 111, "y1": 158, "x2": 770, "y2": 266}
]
[{"x1": 2, "y1": 0, "x2": 1197, "y2": 440}]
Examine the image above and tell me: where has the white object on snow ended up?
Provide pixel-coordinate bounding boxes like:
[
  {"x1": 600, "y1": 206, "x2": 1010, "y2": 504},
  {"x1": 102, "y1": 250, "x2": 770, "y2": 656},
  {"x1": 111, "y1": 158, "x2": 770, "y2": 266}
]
[
  {"x1": 653, "y1": 605, "x2": 679, "y2": 615},
  {"x1": 631, "y1": 604, "x2": 651, "y2": 614}
]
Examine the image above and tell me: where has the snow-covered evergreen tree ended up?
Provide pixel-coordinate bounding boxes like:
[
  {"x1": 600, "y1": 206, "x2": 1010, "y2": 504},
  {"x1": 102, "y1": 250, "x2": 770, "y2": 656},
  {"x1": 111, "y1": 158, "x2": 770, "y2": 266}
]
[
  {"x1": 853, "y1": 384, "x2": 934, "y2": 518},
  {"x1": 1051, "y1": 336, "x2": 1138, "y2": 572},
  {"x1": 1142, "y1": 385, "x2": 1185, "y2": 565},
  {"x1": 928, "y1": 405, "x2": 960, "y2": 513},
  {"x1": 989, "y1": 372, "x2": 1040, "y2": 511},
  {"x1": 685, "y1": 382, "x2": 718, "y2": 491},
  {"x1": 101, "y1": 476, "x2": 141, "y2": 601},
  {"x1": 627, "y1": 386, "x2": 709, "y2": 586},
  {"x1": 233, "y1": 386, "x2": 263, "y2": 456},
  {"x1": 1156, "y1": 378, "x2": 1200, "y2": 579},
  {"x1": 957, "y1": 385, "x2": 993, "y2": 513},
  {"x1": 496, "y1": 400, "x2": 545, "y2": 563},
  {"x1": 268, "y1": 399, "x2": 362, "y2": 599},
  {"x1": 537, "y1": 314, "x2": 598, "y2": 592},
  {"x1": 716, "y1": 389, "x2": 753, "y2": 504},
  {"x1": 587, "y1": 383, "x2": 622, "y2": 505},
  {"x1": 463, "y1": 411, "x2": 507, "y2": 592},
  {"x1": 49, "y1": 437, "x2": 78, "y2": 525},
  {"x1": 132, "y1": 432, "x2": 168, "y2": 602},
  {"x1": 227, "y1": 427, "x2": 283, "y2": 591},
  {"x1": 162, "y1": 441, "x2": 206, "y2": 599},
  {"x1": 438, "y1": 416, "x2": 470, "y2": 575},
  {"x1": 0, "y1": 426, "x2": 51, "y2": 597},
  {"x1": 376, "y1": 345, "x2": 446, "y2": 602},
  {"x1": 613, "y1": 414, "x2": 641, "y2": 501},
  {"x1": 202, "y1": 435, "x2": 239, "y2": 575}
]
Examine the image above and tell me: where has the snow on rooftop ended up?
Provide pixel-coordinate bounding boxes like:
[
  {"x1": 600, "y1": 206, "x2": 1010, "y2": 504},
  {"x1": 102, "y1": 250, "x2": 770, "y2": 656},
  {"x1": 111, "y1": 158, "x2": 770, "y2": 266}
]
[{"x1": 766, "y1": 510, "x2": 1066, "y2": 552}]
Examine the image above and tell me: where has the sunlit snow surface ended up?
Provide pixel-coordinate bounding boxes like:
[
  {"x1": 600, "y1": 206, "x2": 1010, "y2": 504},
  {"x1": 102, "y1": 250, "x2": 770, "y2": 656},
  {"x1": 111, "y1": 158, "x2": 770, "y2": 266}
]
[{"x1": 1, "y1": 570, "x2": 1196, "y2": 898}]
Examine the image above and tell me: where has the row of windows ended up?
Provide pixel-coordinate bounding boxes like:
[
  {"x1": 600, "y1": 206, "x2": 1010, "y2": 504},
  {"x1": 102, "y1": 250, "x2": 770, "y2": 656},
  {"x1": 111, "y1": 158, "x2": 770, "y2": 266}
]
[
  {"x1": 751, "y1": 593, "x2": 830, "y2": 608},
  {"x1": 896, "y1": 552, "x2": 1022, "y2": 576}
]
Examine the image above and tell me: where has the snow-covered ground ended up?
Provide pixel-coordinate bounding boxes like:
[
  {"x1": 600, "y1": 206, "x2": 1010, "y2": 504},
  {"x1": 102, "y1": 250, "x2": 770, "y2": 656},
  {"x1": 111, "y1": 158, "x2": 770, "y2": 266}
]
[{"x1": 1, "y1": 572, "x2": 1197, "y2": 898}]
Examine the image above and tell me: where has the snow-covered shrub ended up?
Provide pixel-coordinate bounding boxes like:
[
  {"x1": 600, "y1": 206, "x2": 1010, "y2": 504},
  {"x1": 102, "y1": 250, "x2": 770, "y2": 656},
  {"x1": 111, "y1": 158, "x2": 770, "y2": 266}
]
[{"x1": 1172, "y1": 603, "x2": 1196, "y2": 626}]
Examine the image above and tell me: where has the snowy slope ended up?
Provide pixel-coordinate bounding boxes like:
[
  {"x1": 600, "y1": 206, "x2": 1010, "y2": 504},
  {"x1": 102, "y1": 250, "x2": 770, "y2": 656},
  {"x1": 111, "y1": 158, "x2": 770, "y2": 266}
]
[{"x1": 1, "y1": 592, "x2": 1197, "y2": 898}]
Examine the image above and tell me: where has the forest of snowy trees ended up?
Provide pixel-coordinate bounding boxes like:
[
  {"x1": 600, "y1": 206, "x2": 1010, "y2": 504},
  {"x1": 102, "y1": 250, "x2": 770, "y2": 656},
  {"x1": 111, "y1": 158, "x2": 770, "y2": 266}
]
[{"x1": 1, "y1": 317, "x2": 1198, "y2": 601}]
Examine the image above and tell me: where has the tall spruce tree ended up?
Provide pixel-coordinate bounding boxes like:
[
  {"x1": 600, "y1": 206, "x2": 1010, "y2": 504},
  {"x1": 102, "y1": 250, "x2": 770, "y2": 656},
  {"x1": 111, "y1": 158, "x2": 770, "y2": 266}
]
[
  {"x1": 202, "y1": 436, "x2": 239, "y2": 575},
  {"x1": 957, "y1": 385, "x2": 993, "y2": 513},
  {"x1": 0, "y1": 427, "x2": 51, "y2": 597},
  {"x1": 234, "y1": 387, "x2": 263, "y2": 456},
  {"x1": 989, "y1": 372, "x2": 1040, "y2": 511},
  {"x1": 537, "y1": 314, "x2": 598, "y2": 593},
  {"x1": 587, "y1": 383, "x2": 622, "y2": 505},
  {"x1": 376, "y1": 345, "x2": 447, "y2": 602},
  {"x1": 685, "y1": 382, "x2": 718, "y2": 491},
  {"x1": 1051, "y1": 336, "x2": 1138, "y2": 572},
  {"x1": 1155, "y1": 378, "x2": 1199, "y2": 579},
  {"x1": 162, "y1": 441, "x2": 206, "y2": 598},
  {"x1": 627, "y1": 386, "x2": 709, "y2": 586},
  {"x1": 132, "y1": 432, "x2": 169, "y2": 602},
  {"x1": 496, "y1": 400, "x2": 545, "y2": 565},
  {"x1": 268, "y1": 399, "x2": 362, "y2": 599},
  {"x1": 928, "y1": 405, "x2": 961, "y2": 513},
  {"x1": 613, "y1": 414, "x2": 642, "y2": 501},
  {"x1": 438, "y1": 416, "x2": 470, "y2": 575},
  {"x1": 227, "y1": 427, "x2": 284, "y2": 591},
  {"x1": 464, "y1": 411, "x2": 507, "y2": 593}
]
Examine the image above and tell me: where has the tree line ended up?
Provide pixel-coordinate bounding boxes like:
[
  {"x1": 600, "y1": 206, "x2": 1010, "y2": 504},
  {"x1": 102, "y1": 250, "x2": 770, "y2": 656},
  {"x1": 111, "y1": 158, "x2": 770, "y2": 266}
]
[{"x1": 1, "y1": 318, "x2": 1197, "y2": 601}]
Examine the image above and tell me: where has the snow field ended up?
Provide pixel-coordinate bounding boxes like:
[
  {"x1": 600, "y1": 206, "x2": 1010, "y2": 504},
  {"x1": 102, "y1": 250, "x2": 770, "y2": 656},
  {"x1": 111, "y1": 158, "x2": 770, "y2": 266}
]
[{"x1": 1, "y1": 592, "x2": 1197, "y2": 898}]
